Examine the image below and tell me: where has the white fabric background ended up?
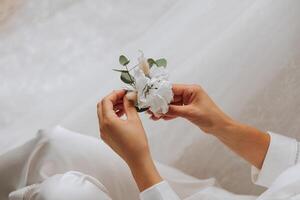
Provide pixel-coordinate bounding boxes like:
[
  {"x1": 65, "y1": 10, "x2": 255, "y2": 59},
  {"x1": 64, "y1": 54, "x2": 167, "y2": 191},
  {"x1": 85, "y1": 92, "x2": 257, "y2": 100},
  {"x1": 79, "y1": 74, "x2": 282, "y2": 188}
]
[{"x1": 0, "y1": 0, "x2": 299, "y2": 196}]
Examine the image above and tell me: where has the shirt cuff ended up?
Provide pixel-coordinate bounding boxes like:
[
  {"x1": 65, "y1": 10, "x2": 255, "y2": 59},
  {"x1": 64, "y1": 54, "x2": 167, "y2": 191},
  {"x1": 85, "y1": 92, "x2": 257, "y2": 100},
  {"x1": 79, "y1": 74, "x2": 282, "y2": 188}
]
[
  {"x1": 251, "y1": 131, "x2": 299, "y2": 188},
  {"x1": 139, "y1": 181, "x2": 181, "y2": 200}
]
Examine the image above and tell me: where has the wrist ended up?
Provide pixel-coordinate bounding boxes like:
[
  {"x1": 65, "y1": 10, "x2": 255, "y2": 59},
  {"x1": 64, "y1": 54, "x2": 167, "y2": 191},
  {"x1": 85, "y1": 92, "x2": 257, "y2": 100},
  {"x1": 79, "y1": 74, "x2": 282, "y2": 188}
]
[
  {"x1": 212, "y1": 121, "x2": 270, "y2": 169},
  {"x1": 209, "y1": 117, "x2": 239, "y2": 137},
  {"x1": 128, "y1": 155, "x2": 163, "y2": 192}
]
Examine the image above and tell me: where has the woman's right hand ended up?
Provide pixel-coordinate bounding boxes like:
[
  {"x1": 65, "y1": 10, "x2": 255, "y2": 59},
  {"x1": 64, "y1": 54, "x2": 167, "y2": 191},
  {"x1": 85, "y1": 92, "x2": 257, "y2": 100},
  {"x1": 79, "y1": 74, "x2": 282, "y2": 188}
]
[{"x1": 151, "y1": 84, "x2": 235, "y2": 135}]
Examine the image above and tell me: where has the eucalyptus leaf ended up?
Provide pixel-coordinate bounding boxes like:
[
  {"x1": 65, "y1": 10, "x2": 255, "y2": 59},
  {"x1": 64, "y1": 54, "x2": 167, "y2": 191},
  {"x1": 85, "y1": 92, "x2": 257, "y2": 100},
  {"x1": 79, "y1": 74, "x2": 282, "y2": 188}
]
[
  {"x1": 120, "y1": 72, "x2": 135, "y2": 84},
  {"x1": 155, "y1": 58, "x2": 167, "y2": 67},
  {"x1": 147, "y1": 58, "x2": 156, "y2": 68},
  {"x1": 135, "y1": 107, "x2": 149, "y2": 112},
  {"x1": 119, "y1": 55, "x2": 130, "y2": 66},
  {"x1": 113, "y1": 69, "x2": 128, "y2": 73}
]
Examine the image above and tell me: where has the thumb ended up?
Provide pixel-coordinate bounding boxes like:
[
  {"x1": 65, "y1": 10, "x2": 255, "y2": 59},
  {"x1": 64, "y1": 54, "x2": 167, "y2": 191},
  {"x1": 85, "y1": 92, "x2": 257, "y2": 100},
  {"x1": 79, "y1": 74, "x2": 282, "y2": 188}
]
[
  {"x1": 167, "y1": 105, "x2": 189, "y2": 117},
  {"x1": 123, "y1": 95, "x2": 138, "y2": 119}
]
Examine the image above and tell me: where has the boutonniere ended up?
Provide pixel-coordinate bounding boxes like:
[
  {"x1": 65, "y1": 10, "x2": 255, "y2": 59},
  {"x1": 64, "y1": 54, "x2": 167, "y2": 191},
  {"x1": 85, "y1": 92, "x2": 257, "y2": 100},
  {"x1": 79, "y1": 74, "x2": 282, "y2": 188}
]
[{"x1": 114, "y1": 51, "x2": 173, "y2": 114}]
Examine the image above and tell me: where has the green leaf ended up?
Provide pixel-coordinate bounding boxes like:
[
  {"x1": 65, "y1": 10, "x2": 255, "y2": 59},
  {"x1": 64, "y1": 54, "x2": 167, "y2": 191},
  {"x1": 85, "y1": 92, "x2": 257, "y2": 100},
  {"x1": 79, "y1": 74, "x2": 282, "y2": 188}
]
[
  {"x1": 113, "y1": 69, "x2": 128, "y2": 73},
  {"x1": 135, "y1": 107, "x2": 149, "y2": 112},
  {"x1": 147, "y1": 58, "x2": 156, "y2": 68},
  {"x1": 119, "y1": 55, "x2": 130, "y2": 66},
  {"x1": 120, "y1": 72, "x2": 135, "y2": 84},
  {"x1": 155, "y1": 58, "x2": 167, "y2": 67}
]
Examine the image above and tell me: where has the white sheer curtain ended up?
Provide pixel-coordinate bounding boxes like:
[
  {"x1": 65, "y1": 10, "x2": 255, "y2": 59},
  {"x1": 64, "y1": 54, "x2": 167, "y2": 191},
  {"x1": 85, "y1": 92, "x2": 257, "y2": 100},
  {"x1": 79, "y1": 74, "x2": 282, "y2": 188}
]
[{"x1": 0, "y1": 0, "x2": 299, "y2": 195}]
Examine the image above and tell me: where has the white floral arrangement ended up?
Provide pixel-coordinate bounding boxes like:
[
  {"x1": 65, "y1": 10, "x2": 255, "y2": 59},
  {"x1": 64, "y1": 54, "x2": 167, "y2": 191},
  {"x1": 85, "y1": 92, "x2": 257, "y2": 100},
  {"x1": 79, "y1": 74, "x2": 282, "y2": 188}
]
[{"x1": 114, "y1": 51, "x2": 173, "y2": 114}]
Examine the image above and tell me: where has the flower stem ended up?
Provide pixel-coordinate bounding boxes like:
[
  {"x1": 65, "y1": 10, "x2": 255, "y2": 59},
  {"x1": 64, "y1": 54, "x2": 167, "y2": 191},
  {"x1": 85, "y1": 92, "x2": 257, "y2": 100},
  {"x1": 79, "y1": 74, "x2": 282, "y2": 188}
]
[
  {"x1": 125, "y1": 65, "x2": 135, "y2": 87},
  {"x1": 129, "y1": 64, "x2": 139, "y2": 71}
]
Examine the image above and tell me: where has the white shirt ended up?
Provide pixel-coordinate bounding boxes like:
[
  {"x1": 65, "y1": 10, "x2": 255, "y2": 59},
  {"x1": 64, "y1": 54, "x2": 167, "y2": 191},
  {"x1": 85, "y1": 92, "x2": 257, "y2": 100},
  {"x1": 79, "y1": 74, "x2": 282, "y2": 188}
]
[{"x1": 140, "y1": 132, "x2": 300, "y2": 200}]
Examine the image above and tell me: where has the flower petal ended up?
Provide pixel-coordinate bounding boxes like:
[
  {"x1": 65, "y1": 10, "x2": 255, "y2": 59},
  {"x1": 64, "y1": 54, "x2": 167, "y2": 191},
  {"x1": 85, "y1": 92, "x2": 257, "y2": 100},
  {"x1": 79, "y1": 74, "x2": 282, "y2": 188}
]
[{"x1": 149, "y1": 66, "x2": 169, "y2": 80}]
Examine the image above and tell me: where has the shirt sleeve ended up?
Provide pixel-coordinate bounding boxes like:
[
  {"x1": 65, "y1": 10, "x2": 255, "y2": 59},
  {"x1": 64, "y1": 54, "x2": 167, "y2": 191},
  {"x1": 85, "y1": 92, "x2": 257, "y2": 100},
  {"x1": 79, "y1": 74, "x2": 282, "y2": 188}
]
[
  {"x1": 139, "y1": 181, "x2": 181, "y2": 200},
  {"x1": 251, "y1": 131, "x2": 300, "y2": 188}
]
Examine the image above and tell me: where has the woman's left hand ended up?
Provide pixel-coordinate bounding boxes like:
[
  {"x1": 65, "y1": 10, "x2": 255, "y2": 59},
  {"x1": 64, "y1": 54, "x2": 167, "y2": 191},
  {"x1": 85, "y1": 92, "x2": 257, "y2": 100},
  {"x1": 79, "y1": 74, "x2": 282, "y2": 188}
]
[{"x1": 97, "y1": 90, "x2": 162, "y2": 191}]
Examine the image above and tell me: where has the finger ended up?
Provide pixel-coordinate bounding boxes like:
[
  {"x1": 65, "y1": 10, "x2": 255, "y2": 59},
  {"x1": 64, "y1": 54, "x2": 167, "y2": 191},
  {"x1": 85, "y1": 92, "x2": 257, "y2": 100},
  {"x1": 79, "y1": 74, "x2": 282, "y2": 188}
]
[
  {"x1": 97, "y1": 102, "x2": 106, "y2": 140},
  {"x1": 170, "y1": 100, "x2": 183, "y2": 106},
  {"x1": 123, "y1": 95, "x2": 138, "y2": 119},
  {"x1": 109, "y1": 90, "x2": 126, "y2": 104},
  {"x1": 146, "y1": 109, "x2": 157, "y2": 117},
  {"x1": 172, "y1": 84, "x2": 197, "y2": 105},
  {"x1": 102, "y1": 90, "x2": 126, "y2": 117},
  {"x1": 172, "y1": 95, "x2": 183, "y2": 103},
  {"x1": 166, "y1": 104, "x2": 188, "y2": 117},
  {"x1": 150, "y1": 114, "x2": 161, "y2": 121},
  {"x1": 146, "y1": 110, "x2": 153, "y2": 115},
  {"x1": 147, "y1": 110, "x2": 160, "y2": 121},
  {"x1": 97, "y1": 101, "x2": 104, "y2": 125},
  {"x1": 162, "y1": 116, "x2": 177, "y2": 120},
  {"x1": 182, "y1": 87, "x2": 195, "y2": 105},
  {"x1": 161, "y1": 112, "x2": 177, "y2": 118},
  {"x1": 172, "y1": 84, "x2": 189, "y2": 95}
]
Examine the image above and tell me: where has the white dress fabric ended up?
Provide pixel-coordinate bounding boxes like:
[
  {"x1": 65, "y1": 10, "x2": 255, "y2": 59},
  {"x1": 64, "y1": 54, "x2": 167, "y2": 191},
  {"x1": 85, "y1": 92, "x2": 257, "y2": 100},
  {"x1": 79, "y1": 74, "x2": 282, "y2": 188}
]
[
  {"x1": 9, "y1": 171, "x2": 112, "y2": 200},
  {"x1": 0, "y1": 126, "x2": 253, "y2": 200},
  {"x1": 1, "y1": 127, "x2": 300, "y2": 200}
]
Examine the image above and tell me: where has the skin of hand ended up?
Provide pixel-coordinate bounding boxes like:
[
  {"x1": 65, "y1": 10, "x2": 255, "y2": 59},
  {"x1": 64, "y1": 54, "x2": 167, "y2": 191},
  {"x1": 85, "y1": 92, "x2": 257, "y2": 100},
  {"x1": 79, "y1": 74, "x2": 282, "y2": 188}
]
[
  {"x1": 151, "y1": 84, "x2": 234, "y2": 134},
  {"x1": 97, "y1": 90, "x2": 162, "y2": 191},
  {"x1": 148, "y1": 84, "x2": 270, "y2": 169}
]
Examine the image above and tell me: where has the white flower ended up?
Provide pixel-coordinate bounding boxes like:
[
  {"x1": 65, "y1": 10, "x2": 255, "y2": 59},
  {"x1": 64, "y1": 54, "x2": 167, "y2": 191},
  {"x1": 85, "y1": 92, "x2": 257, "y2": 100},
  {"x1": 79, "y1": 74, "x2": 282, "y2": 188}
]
[
  {"x1": 149, "y1": 66, "x2": 169, "y2": 81},
  {"x1": 133, "y1": 66, "x2": 173, "y2": 114}
]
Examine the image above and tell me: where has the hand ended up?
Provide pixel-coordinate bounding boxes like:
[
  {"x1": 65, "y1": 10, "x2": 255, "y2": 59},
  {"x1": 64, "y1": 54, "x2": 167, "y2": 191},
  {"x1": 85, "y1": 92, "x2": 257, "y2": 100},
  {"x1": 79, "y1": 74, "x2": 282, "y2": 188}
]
[
  {"x1": 149, "y1": 84, "x2": 270, "y2": 169},
  {"x1": 97, "y1": 90, "x2": 162, "y2": 191},
  {"x1": 97, "y1": 90, "x2": 149, "y2": 165},
  {"x1": 149, "y1": 84, "x2": 234, "y2": 135}
]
